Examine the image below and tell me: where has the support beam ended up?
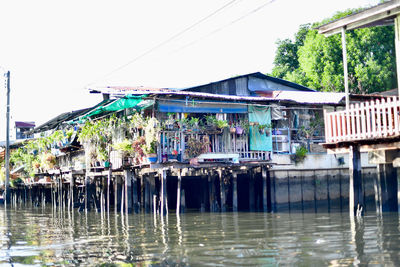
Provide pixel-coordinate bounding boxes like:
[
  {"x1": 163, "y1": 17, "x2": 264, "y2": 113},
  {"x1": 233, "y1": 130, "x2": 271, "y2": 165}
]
[
  {"x1": 4, "y1": 71, "x2": 10, "y2": 205},
  {"x1": 349, "y1": 145, "x2": 364, "y2": 216},
  {"x1": 341, "y1": 27, "x2": 350, "y2": 110},
  {"x1": 395, "y1": 14, "x2": 400, "y2": 99},
  {"x1": 232, "y1": 172, "x2": 238, "y2": 212}
]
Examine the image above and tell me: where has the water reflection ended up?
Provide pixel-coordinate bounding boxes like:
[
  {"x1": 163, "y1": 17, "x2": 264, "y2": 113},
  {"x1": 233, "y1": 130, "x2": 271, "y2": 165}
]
[{"x1": 1, "y1": 207, "x2": 400, "y2": 265}]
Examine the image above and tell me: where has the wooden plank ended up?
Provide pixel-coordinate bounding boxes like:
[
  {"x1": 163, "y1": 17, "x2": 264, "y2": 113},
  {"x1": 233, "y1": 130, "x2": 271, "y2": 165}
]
[
  {"x1": 360, "y1": 102, "x2": 366, "y2": 139},
  {"x1": 382, "y1": 98, "x2": 388, "y2": 137},
  {"x1": 336, "y1": 112, "x2": 342, "y2": 142},
  {"x1": 388, "y1": 97, "x2": 394, "y2": 135},
  {"x1": 332, "y1": 113, "x2": 337, "y2": 143},
  {"x1": 355, "y1": 103, "x2": 361, "y2": 140},
  {"x1": 340, "y1": 111, "x2": 346, "y2": 141},
  {"x1": 376, "y1": 99, "x2": 382, "y2": 137},
  {"x1": 365, "y1": 101, "x2": 371, "y2": 139},
  {"x1": 394, "y1": 97, "x2": 400, "y2": 135},
  {"x1": 371, "y1": 99, "x2": 377, "y2": 138},
  {"x1": 350, "y1": 104, "x2": 356, "y2": 140}
]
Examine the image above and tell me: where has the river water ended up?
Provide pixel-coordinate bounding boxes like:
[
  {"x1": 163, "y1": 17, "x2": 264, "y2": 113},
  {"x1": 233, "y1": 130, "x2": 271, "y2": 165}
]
[{"x1": 0, "y1": 206, "x2": 399, "y2": 266}]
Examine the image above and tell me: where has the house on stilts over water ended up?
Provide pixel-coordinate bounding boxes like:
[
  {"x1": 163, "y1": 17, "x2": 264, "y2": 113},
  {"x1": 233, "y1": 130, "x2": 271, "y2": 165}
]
[{"x1": 0, "y1": 72, "x2": 385, "y2": 213}]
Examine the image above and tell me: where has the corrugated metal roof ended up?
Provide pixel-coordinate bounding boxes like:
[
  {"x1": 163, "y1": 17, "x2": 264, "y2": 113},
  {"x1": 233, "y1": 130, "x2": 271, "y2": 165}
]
[
  {"x1": 273, "y1": 91, "x2": 346, "y2": 104},
  {"x1": 90, "y1": 86, "x2": 346, "y2": 105},
  {"x1": 15, "y1": 121, "x2": 35, "y2": 128},
  {"x1": 90, "y1": 86, "x2": 274, "y2": 101},
  {"x1": 181, "y1": 72, "x2": 315, "y2": 92}
]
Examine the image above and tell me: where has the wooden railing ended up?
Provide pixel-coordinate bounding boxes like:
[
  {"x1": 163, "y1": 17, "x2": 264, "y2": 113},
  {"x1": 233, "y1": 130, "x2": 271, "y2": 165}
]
[
  {"x1": 158, "y1": 130, "x2": 270, "y2": 162},
  {"x1": 325, "y1": 96, "x2": 400, "y2": 144}
]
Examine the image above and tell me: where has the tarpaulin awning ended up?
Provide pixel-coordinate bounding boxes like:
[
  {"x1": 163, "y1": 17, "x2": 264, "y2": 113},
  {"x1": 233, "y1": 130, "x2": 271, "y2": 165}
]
[{"x1": 78, "y1": 95, "x2": 152, "y2": 121}]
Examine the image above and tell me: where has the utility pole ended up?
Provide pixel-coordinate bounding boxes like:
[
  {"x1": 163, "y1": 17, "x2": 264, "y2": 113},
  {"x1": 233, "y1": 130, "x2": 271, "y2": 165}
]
[{"x1": 4, "y1": 71, "x2": 10, "y2": 204}]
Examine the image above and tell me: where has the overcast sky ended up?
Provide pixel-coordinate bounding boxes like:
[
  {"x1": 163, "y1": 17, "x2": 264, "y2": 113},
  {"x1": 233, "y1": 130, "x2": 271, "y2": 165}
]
[{"x1": 0, "y1": 0, "x2": 380, "y2": 140}]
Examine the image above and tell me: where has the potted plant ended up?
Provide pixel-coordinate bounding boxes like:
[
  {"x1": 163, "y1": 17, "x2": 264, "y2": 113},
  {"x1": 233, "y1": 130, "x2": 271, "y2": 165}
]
[
  {"x1": 230, "y1": 123, "x2": 236, "y2": 134},
  {"x1": 185, "y1": 136, "x2": 209, "y2": 165},
  {"x1": 143, "y1": 117, "x2": 160, "y2": 163},
  {"x1": 188, "y1": 117, "x2": 200, "y2": 130},
  {"x1": 215, "y1": 119, "x2": 229, "y2": 130},
  {"x1": 144, "y1": 141, "x2": 158, "y2": 163}
]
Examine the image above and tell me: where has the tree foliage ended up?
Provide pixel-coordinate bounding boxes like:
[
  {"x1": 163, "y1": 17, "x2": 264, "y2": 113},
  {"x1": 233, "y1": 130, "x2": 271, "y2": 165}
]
[{"x1": 271, "y1": 9, "x2": 396, "y2": 94}]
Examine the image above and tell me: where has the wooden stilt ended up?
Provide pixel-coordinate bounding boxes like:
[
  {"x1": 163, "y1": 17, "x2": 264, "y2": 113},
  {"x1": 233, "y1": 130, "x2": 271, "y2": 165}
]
[
  {"x1": 132, "y1": 170, "x2": 138, "y2": 213},
  {"x1": 145, "y1": 175, "x2": 150, "y2": 213},
  {"x1": 232, "y1": 172, "x2": 238, "y2": 212},
  {"x1": 349, "y1": 145, "x2": 364, "y2": 216},
  {"x1": 218, "y1": 170, "x2": 226, "y2": 212},
  {"x1": 114, "y1": 176, "x2": 118, "y2": 214},
  {"x1": 249, "y1": 170, "x2": 255, "y2": 212},
  {"x1": 181, "y1": 189, "x2": 185, "y2": 213},
  {"x1": 160, "y1": 170, "x2": 165, "y2": 216},
  {"x1": 262, "y1": 166, "x2": 268, "y2": 212},
  {"x1": 163, "y1": 170, "x2": 168, "y2": 215},
  {"x1": 176, "y1": 170, "x2": 182, "y2": 215},
  {"x1": 107, "y1": 167, "x2": 111, "y2": 213},
  {"x1": 124, "y1": 169, "x2": 133, "y2": 214},
  {"x1": 208, "y1": 175, "x2": 214, "y2": 212},
  {"x1": 120, "y1": 182, "x2": 124, "y2": 215}
]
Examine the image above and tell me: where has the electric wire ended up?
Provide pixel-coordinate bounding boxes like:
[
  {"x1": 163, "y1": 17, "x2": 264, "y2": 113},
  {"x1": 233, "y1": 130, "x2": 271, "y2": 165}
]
[
  {"x1": 171, "y1": 0, "x2": 277, "y2": 54},
  {"x1": 87, "y1": 0, "x2": 240, "y2": 87}
]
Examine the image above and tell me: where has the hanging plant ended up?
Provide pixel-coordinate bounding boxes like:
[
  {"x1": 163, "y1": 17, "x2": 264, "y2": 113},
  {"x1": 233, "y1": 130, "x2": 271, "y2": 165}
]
[{"x1": 143, "y1": 117, "x2": 160, "y2": 155}]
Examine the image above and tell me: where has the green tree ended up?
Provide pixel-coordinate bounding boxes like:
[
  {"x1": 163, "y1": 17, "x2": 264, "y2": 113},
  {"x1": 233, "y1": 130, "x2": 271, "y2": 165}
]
[{"x1": 271, "y1": 9, "x2": 397, "y2": 94}]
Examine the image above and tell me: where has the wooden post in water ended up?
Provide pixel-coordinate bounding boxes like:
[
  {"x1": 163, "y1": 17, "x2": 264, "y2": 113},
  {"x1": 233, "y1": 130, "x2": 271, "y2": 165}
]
[
  {"x1": 249, "y1": 169, "x2": 255, "y2": 212},
  {"x1": 208, "y1": 175, "x2": 214, "y2": 212},
  {"x1": 160, "y1": 170, "x2": 166, "y2": 216},
  {"x1": 132, "y1": 170, "x2": 138, "y2": 213},
  {"x1": 144, "y1": 175, "x2": 150, "y2": 213},
  {"x1": 262, "y1": 166, "x2": 268, "y2": 212},
  {"x1": 69, "y1": 173, "x2": 74, "y2": 212},
  {"x1": 176, "y1": 169, "x2": 182, "y2": 215},
  {"x1": 349, "y1": 145, "x2": 364, "y2": 216},
  {"x1": 232, "y1": 172, "x2": 238, "y2": 212},
  {"x1": 85, "y1": 156, "x2": 90, "y2": 212},
  {"x1": 114, "y1": 176, "x2": 118, "y2": 214},
  {"x1": 124, "y1": 169, "x2": 133, "y2": 214},
  {"x1": 181, "y1": 189, "x2": 185, "y2": 213},
  {"x1": 218, "y1": 169, "x2": 226, "y2": 212},
  {"x1": 107, "y1": 167, "x2": 111, "y2": 213}
]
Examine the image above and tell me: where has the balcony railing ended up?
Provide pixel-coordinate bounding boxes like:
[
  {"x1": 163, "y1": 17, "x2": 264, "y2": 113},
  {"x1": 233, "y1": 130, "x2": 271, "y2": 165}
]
[
  {"x1": 325, "y1": 96, "x2": 400, "y2": 144},
  {"x1": 158, "y1": 129, "x2": 270, "y2": 163}
]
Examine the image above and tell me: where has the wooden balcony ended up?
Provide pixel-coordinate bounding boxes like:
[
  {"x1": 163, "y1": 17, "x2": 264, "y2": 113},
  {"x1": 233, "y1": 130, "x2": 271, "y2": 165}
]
[
  {"x1": 158, "y1": 130, "x2": 270, "y2": 163},
  {"x1": 324, "y1": 96, "x2": 400, "y2": 147}
]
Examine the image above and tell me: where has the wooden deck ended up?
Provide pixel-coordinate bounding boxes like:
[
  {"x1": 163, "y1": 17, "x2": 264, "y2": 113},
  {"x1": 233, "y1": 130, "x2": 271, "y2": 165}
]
[{"x1": 324, "y1": 96, "x2": 400, "y2": 148}]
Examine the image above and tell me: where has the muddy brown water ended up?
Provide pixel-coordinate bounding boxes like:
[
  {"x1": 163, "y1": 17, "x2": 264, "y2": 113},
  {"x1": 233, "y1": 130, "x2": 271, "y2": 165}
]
[{"x1": 0, "y1": 206, "x2": 399, "y2": 266}]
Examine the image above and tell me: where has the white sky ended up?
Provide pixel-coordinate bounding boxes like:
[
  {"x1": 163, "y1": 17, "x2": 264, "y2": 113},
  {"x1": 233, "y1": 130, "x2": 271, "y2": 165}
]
[{"x1": 0, "y1": 0, "x2": 380, "y2": 140}]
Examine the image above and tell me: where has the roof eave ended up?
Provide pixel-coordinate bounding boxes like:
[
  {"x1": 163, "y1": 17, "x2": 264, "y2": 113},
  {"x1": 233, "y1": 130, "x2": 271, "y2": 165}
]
[{"x1": 318, "y1": 0, "x2": 400, "y2": 37}]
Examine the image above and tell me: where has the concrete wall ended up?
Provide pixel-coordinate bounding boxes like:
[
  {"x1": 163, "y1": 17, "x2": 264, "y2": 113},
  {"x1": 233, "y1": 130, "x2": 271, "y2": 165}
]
[
  {"x1": 271, "y1": 152, "x2": 376, "y2": 170},
  {"x1": 269, "y1": 166, "x2": 377, "y2": 213}
]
